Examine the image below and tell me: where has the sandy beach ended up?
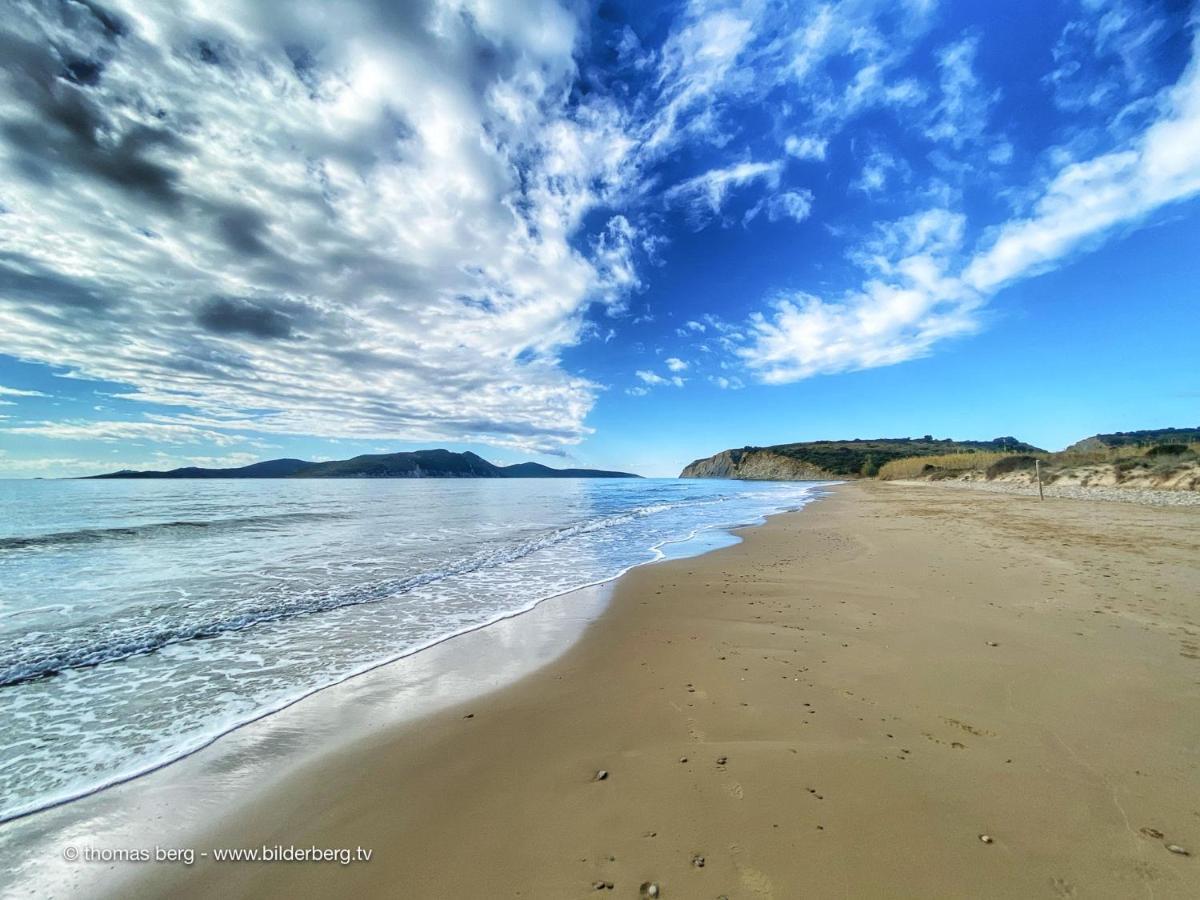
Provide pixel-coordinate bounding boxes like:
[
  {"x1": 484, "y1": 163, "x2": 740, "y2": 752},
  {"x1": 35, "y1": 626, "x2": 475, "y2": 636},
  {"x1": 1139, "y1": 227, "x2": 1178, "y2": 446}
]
[{"x1": 116, "y1": 481, "x2": 1199, "y2": 899}]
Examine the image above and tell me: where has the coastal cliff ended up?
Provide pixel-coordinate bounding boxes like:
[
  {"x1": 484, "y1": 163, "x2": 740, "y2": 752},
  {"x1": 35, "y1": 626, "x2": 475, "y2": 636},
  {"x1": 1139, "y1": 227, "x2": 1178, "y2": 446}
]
[
  {"x1": 680, "y1": 448, "x2": 837, "y2": 480},
  {"x1": 682, "y1": 430, "x2": 1199, "y2": 497},
  {"x1": 681, "y1": 436, "x2": 1041, "y2": 481}
]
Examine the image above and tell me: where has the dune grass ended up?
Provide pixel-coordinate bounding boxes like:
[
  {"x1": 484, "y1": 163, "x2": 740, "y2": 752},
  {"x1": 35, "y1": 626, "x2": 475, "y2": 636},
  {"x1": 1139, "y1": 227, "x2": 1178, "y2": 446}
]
[
  {"x1": 877, "y1": 443, "x2": 1200, "y2": 481},
  {"x1": 877, "y1": 451, "x2": 1020, "y2": 480}
]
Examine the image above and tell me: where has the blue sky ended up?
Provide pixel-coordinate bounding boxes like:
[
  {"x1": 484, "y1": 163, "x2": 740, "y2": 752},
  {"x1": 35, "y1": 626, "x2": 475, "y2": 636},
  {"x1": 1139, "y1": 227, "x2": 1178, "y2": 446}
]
[{"x1": 0, "y1": 0, "x2": 1197, "y2": 477}]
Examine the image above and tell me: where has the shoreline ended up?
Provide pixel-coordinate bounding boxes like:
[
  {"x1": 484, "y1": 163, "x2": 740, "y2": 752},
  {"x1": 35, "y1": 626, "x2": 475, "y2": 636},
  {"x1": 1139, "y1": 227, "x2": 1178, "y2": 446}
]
[
  {"x1": 0, "y1": 511, "x2": 755, "y2": 827},
  {"x1": 0, "y1": 487, "x2": 828, "y2": 897},
  {"x1": 115, "y1": 481, "x2": 1198, "y2": 898}
]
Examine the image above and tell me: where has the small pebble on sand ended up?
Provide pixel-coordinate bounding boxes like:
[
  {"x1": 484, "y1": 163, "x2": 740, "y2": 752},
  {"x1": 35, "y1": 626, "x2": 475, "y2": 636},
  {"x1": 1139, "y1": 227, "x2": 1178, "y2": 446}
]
[
  {"x1": 595, "y1": 770, "x2": 608, "y2": 781},
  {"x1": 979, "y1": 834, "x2": 993, "y2": 844},
  {"x1": 1166, "y1": 844, "x2": 1190, "y2": 856}
]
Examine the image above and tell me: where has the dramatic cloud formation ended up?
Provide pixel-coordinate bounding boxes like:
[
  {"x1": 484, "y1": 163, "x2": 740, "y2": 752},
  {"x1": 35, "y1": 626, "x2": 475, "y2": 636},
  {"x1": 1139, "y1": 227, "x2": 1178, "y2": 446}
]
[
  {"x1": 0, "y1": 0, "x2": 1196, "y2": 466},
  {"x1": 0, "y1": 0, "x2": 641, "y2": 453}
]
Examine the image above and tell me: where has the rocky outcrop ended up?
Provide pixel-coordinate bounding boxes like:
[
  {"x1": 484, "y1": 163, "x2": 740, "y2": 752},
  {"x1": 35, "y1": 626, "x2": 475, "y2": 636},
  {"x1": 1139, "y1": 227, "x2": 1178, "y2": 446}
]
[{"x1": 680, "y1": 449, "x2": 838, "y2": 481}]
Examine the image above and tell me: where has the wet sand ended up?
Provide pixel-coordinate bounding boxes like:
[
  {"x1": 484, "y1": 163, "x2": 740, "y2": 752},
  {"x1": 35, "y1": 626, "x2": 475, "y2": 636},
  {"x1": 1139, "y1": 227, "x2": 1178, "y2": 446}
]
[{"x1": 122, "y1": 481, "x2": 1200, "y2": 898}]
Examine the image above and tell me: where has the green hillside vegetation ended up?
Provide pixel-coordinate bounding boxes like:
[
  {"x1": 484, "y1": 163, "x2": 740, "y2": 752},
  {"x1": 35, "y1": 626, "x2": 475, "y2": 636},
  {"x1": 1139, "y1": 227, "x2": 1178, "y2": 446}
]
[
  {"x1": 743, "y1": 436, "x2": 1043, "y2": 478},
  {"x1": 1064, "y1": 427, "x2": 1200, "y2": 452}
]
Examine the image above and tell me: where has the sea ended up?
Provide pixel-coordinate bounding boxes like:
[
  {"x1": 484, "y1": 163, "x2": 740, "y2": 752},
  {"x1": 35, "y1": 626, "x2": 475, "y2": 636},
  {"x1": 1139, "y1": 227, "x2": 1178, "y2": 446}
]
[{"x1": 0, "y1": 476, "x2": 826, "y2": 822}]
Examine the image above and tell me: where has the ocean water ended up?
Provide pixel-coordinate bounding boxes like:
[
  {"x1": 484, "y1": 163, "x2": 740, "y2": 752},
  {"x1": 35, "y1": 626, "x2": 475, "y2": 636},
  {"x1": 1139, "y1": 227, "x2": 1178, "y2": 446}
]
[{"x1": 0, "y1": 476, "x2": 825, "y2": 821}]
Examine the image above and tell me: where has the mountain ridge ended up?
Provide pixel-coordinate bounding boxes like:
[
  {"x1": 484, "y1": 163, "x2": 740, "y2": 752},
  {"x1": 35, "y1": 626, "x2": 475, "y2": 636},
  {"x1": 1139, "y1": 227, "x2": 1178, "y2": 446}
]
[{"x1": 88, "y1": 449, "x2": 639, "y2": 479}]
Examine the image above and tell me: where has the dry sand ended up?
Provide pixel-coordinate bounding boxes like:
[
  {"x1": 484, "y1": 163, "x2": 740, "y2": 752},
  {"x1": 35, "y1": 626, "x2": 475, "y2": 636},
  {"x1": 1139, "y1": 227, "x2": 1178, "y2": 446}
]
[{"x1": 124, "y1": 481, "x2": 1200, "y2": 899}]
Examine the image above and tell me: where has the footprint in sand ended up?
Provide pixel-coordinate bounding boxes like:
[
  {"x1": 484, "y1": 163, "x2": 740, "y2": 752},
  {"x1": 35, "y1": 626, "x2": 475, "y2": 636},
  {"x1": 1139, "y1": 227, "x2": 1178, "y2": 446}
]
[
  {"x1": 736, "y1": 864, "x2": 775, "y2": 897},
  {"x1": 941, "y1": 717, "x2": 997, "y2": 738},
  {"x1": 726, "y1": 781, "x2": 744, "y2": 800},
  {"x1": 1131, "y1": 860, "x2": 1161, "y2": 885},
  {"x1": 923, "y1": 731, "x2": 968, "y2": 750},
  {"x1": 1050, "y1": 876, "x2": 1076, "y2": 897}
]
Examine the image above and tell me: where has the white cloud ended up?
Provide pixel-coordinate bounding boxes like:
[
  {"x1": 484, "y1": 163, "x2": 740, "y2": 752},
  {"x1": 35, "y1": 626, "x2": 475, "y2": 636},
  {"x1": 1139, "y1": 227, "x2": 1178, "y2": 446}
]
[
  {"x1": 634, "y1": 369, "x2": 684, "y2": 388},
  {"x1": 4, "y1": 420, "x2": 249, "y2": 446},
  {"x1": 745, "y1": 188, "x2": 815, "y2": 226},
  {"x1": 664, "y1": 357, "x2": 689, "y2": 372},
  {"x1": 665, "y1": 160, "x2": 783, "y2": 223},
  {"x1": 925, "y1": 35, "x2": 996, "y2": 149},
  {"x1": 742, "y1": 28, "x2": 1200, "y2": 382},
  {"x1": 708, "y1": 375, "x2": 744, "y2": 389},
  {"x1": 0, "y1": 385, "x2": 47, "y2": 397},
  {"x1": 784, "y1": 0, "x2": 940, "y2": 128},
  {"x1": 742, "y1": 206, "x2": 976, "y2": 382},
  {"x1": 767, "y1": 190, "x2": 815, "y2": 223},
  {"x1": 1045, "y1": 0, "x2": 1169, "y2": 114},
  {"x1": 784, "y1": 135, "x2": 828, "y2": 161},
  {"x1": 966, "y1": 39, "x2": 1200, "y2": 293},
  {"x1": 0, "y1": 449, "x2": 264, "y2": 477},
  {"x1": 988, "y1": 142, "x2": 1015, "y2": 165},
  {"x1": 853, "y1": 150, "x2": 898, "y2": 193},
  {"x1": 647, "y1": 6, "x2": 757, "y2": 150}
]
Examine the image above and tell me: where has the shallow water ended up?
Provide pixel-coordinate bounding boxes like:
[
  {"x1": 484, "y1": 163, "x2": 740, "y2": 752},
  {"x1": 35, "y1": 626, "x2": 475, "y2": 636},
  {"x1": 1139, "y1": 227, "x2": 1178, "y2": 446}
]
[{"x1": 0, "y1": 476, "x2": 824, "y2": 820}]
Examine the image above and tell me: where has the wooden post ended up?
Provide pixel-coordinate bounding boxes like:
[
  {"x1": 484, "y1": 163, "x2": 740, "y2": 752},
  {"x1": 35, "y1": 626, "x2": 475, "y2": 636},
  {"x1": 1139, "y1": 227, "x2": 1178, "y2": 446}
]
[{"x1": 1035, "y1": 459, "x2": 1044, "y2": 501}]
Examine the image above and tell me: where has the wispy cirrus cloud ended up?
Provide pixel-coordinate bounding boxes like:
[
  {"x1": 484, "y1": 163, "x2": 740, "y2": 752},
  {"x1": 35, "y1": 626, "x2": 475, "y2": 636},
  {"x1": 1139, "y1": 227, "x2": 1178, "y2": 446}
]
[
  {"x1": 664, "y1": 160, "x2": 783, "y2": 225},
  {"x1": 923, "y1": 35, "x2": 998, "y2": 150},
  {"x1": 742, "y1": 25, "x2": 1200, "y2": 382},
  {"x1": 5, "y1": 420, "x2": 252, "y2": 447}
]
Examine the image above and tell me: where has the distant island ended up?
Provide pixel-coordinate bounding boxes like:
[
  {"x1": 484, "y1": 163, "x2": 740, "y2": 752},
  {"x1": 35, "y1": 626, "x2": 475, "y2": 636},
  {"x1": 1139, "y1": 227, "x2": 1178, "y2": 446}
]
[{"x1": 88, "y1": 449, "x2": 640, "y2": 479}]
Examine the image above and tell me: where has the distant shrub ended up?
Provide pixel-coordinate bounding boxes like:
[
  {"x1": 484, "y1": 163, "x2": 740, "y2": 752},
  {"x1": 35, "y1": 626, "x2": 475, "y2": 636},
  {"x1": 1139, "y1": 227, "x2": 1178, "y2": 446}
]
[
  {"x1": 1113, "y1": 457, "x2": 1150, "y2": 473},
  {"x1": 1146, "y1": 443, "x2": 1189, "y2": 457},
  {"x1": 1149, "y1": 455, "x2": 1196, "y2": 475},
  {"x1": 985, "y1": 455, "x2": 1039, "y2": 479}
]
